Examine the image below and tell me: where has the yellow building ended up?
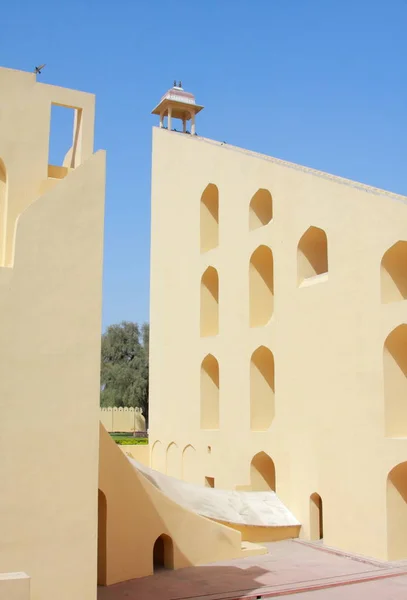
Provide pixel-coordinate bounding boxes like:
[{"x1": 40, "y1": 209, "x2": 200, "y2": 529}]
[
  {"x1": 0, "y1": 70, "x2": 267, "y2": 599},
  {"x1": 149, "y1": 83, "x2": 407, "y2": 561},
  {"x1": 0, "y1": 66, "x2": 105, "y2": 600}
]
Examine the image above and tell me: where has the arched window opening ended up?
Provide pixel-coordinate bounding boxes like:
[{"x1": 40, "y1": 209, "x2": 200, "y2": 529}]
[
  {"x1": 201, "y1": 267, "x2": 219, "y2": 337},
  {"x1": 384, "y1": 325, "x2": 407, "y2": 437},
  {"x1": 310, "y1": 493, "x2": 323, "y2": 541},
  {"x1": 97, "y1": 489, "x2": 107, "y2": 586},
  {"x1": 153, "y1": 534, "x2": 174, "y2": 571},
  {"x1": 200, "y1": 184, "x2": 219, "y2": 252},
  {"x1": 250, "y1": 346, "x2": 275, "y2": 431},
  {"x1": 387, "y1": 462, "x2": 407, "y2": 560},
  {"x1": 381, "y1": 242, "x2": 407, "y2": 304},
  {"x1": 249, "y1": 188, "x2": 273, "y2": 230},
  {"x1": 250, "y1": 452, "x2": 276, "y2": 492},
  {"x1": 0, "y1": 159, "x2": 7, "y2": 265},
  {"x1": 200, "y1": 354, "x2": 219, "y2": 430},
  {"x1": 297, "y1": 226, "x2": 328, "y2": 285},
  {"x1": 249, "y1": 245, "x2": 274, "y2": 327}
]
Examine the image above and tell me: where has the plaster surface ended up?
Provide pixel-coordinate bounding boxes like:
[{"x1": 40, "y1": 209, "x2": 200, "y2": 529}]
[{"x1": 130, "y1": 458, "x2": 300, "y2": 527}]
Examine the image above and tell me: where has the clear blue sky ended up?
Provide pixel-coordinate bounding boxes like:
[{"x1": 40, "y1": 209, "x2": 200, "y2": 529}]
[{"x1": 2, "y1": 0, "x2": 406, "y2": 330}]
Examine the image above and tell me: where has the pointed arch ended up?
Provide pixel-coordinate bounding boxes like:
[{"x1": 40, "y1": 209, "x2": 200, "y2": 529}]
[
  {"x1": 249, "y1": 245, "x2": 274, "y2": 327},
  {"x1": 166, "y1": 442, "x2": 181, "y2": 479},
  {"x1": 297, "y1": 226, "x2": 328, "y2": 285},
  {"x1": 201, "y1": 266, "x2": 219, "y2": 337},
  {"x1": 381, "y1": 241, "x2": 407, "y2": 304},
  {"x1": 250, "y1": 452, "x2": 276, "y2": 492},
  {"x1": 200, "y1": 354, "x2": 220, "y2": 430},
  {"x1": 250, "y1": 346, "x2": 275, "y2": 430},
  {"x1": 151, "y1": 440, "x2": 165, "y2": 472},
  {"x1": 384, "y1": 324, "x2": 407, "y2": 437},
  {"x1": 182, "y1": 444, "x2": 197, "y2": 482},
  {"x1": 200, "y1": 184, "x2": 219, "y2": 252},
  {"x1": 249, "y1": 188, "x2": 273, "y2": 230}
]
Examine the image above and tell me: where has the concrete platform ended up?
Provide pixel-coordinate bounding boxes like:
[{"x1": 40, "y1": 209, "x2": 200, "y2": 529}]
[{"x1": 98, "y1": 539, "x2": 407, "y2": 600}]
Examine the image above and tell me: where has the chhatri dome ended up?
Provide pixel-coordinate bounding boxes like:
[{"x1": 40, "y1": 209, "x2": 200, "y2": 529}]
[{"x1": 151, "y1": 81, "x2": 204, "y2": 135}]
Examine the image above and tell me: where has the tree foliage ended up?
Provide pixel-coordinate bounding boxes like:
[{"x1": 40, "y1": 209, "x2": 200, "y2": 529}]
[{"x1": 100, "y1": 321, "x2": 149, "y2": 423}]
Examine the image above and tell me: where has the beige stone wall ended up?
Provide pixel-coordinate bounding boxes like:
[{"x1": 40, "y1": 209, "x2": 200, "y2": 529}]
[
  {"x1": 149, "y1": 126, "x2": 407, "y2": 561},
  {"x1": 0, "y1": 573, "x2": 30, "y2": 600},
  {"x1": 0, "y1": 67, "x2": 105, "y2": 600},
  {"x1": 100, "y1": 407, "x2": 146, "y2": 432}
]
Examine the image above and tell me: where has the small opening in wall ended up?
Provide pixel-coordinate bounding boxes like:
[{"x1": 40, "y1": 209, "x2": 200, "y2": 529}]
[
  {"x1": 48, "y1": 104, "x2": 83, "y2": 175},
  {"x1": 207, "y1": 445, "x2": 212, "y2": 453},
  {"x1": 153, "y1": 534, "x2": 174, "y2": 571},
  {"x1": 205, "y1": 476, "x2": 215, "y2": 488}
]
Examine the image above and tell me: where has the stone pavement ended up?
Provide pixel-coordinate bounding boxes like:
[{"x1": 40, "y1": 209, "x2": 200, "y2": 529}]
[{"x1": 98, "y1": 539, "x2": 407, "y2": 600}]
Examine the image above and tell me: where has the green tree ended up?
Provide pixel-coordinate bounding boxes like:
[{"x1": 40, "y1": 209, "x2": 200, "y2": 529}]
[{"x1": 100, "y1": 321, "x2": 149, "y2": 424}]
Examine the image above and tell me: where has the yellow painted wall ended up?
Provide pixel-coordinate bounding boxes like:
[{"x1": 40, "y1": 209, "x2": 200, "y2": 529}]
[
  {"x1": 100, "y1": 407, "x2": 146, "y2": 432},
  {"x1": 98, "y1": 424, "x2": 245, "y2": 584},
  {"x1": 149, "y1": 126, "x2": 407, "y2": 560},
  {"x1": 0, "y1": 67, "x2": 105, "y2": 600},
  {"x1": 0, "y1": 573, "x2": 30, "y2": 600}
]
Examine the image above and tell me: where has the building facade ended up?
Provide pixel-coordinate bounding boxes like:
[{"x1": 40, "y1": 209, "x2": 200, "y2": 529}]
[{"x1": 149, "y1": 106, "x2": 407, "y2": 560}]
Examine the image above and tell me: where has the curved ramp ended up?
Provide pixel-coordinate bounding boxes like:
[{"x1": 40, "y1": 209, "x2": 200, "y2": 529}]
[{"x1": 128, "y1": 457, "x2": 300, "y2": 530}]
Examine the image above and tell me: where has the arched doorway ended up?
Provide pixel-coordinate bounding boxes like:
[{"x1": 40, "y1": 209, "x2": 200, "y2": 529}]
[
  {"x1": 387, "y1": 462, "x2": 407, "y2": 560},
  {"x1": 153, "y1": 534, "x2": 174, "y2": 571},
  {"x1": 310, "y1": 493, "x2": 323, "y2": 540},
  {"x1": 250, "y1": 452, "x2": 276, "y2": 491},
  {"x1": 97, "y1": 489, "x2": 107, "y2": 585}
]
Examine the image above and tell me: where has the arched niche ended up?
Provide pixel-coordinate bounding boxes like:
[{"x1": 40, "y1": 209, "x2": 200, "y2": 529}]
[
  {"x1": 249, "y1": 245, "x2": 274, "y2": 327},
  {"x1": 201, "y1": 266, "x2": 219, "y2": 337},
  {"x1": 250, "y1": 346, "x2": 275, "y2": 431},
  {"x1": 381, "y1": 241, "x2": 407, "y2": 304},
  {"x1": 200, "y1": 354, "x2": 220, "y2": 430},
  {"x1": 297, "y1": 226, "x2": 328, "y2": 285},
  {"x1": 182, "y1": 444, "x2": 197, "y2": 483},
  {"x1": 249, "y1": 188, "x2": 273, "y2": 230},
  {"x1": 200, "y1": 184, "x2": 219, "y2": 252},
  {"x1": 250, "y1": 451, "x2": 276, "y2": 492},
  {"x1": 166, "y1": 442, "x2": 181, "y2": 479}
]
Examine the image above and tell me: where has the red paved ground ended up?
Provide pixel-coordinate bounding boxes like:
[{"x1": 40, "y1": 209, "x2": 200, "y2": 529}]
[{"x1": 98, "y1": 540, "x2": 407, "y2": 599}]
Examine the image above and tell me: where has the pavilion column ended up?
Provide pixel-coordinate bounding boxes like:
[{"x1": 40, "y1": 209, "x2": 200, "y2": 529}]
[
  {"x1": 183, "y1": 118, "x2": 187, "y2": 133},
  {"x1": 168, "y1": 107, "x2": 172, "y2": 131},
  {"x1": 159, "y1": 112, "x2": 164, "y2": 128},
  {"x1": 191, "y1": 113, "x2": 196, "y2": 135}
]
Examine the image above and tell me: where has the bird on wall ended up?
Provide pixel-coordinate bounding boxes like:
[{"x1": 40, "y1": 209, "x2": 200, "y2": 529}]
[{"x1": 34, "y1": 64, "x2": 46, "y2": 75}]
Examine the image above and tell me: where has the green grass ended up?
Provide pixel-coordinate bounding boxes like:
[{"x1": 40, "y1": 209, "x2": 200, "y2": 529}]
[{"x1": 110, "y1": 434, "x2": 148, "y2": 445}]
